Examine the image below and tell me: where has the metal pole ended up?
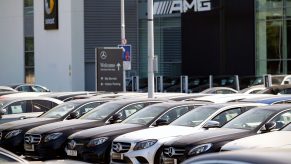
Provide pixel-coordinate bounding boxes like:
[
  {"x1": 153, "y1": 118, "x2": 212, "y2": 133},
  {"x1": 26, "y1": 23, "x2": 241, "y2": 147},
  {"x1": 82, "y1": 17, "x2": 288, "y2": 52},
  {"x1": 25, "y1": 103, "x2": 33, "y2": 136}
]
[
  {"x1": 121, "y1": 0, "x2": 126, "y2": 92},
  {"x1": 148, "y1": 0, "x2": 154, "y2": 98}
]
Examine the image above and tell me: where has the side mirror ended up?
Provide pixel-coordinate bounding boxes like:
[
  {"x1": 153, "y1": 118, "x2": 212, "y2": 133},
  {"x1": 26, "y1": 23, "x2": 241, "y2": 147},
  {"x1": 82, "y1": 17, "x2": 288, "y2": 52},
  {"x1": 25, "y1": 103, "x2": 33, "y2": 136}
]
[
  {"x1": 109, "y1": 113, "x2": 122, "y2": 124},
  {"x1": 0, "y1": 108, "x2": 7, "y2": 118},
  {"x1": 155, "y1": 119, "x2": 169, "y2": 126},
  {"x1": 261, "y1": 122, "x2": 276, "y2": 132},
  {"x1": 203, "y1": 120, "x2": 220, "y2": 129},
  {"x1": 69, "y1": 111, "x2": 80, "y2": 119}
]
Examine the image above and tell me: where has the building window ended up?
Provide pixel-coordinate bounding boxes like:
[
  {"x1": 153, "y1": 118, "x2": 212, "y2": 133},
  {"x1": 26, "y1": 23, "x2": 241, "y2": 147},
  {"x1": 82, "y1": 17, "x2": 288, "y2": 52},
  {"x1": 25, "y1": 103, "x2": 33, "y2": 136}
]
[
  {"x1": 138, "y1": 0, "x2": 182, "y2": 78},
  {"x1": 24, "y1": 0, "x2": 34, "y2": 83},
  {"x1": 256, "y1": 0, "x2": 291, "y2": 75}
]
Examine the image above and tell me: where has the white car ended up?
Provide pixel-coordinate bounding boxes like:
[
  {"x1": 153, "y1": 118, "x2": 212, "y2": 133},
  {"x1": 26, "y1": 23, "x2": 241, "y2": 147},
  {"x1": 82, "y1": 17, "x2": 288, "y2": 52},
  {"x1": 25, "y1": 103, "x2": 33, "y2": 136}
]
[
  {"x1": 221, "y1": 123, "x2": 291, "y2": 151},
  {"x1": 189, "y1": 94, "x2": 272, "y2": 103},
  {"x1": 111, "y1": 102, "x2": 266, "y2": 164}
]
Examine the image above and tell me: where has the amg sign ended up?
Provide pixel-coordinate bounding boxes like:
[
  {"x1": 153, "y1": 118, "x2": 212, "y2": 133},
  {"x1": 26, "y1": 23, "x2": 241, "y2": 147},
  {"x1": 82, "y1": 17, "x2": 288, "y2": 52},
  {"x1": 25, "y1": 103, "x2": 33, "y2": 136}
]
[{"x1": 154, "y1": 0, "x2": 211, "y2": 15}]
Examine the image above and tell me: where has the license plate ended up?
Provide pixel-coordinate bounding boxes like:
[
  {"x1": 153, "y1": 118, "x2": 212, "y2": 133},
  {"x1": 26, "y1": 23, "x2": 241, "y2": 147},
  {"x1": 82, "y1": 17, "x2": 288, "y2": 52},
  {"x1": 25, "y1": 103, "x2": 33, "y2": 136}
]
[
  {"x1": 66, "y1": 148, "x2": 77, "y2": 156},
  {"x1": 163, "y1": 157, "x2": 177, "y2": 164},
  {"x1": 112, "y1": 152, "x2": 124, "y2": 160},
  {"x1": 24, "y1": 143, "x2": 35, "y2": 152}
]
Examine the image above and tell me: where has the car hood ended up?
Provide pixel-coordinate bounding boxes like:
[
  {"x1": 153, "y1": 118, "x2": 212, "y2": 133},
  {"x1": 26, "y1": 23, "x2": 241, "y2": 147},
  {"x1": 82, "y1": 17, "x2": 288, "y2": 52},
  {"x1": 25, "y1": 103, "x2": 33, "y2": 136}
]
[
  {"x1": 0, "y1": 118, "x2": 57, "y2": 131},
  {"x1": 164, "y1": 128, "x2": 251, "y2": 146},
  {"x1": 221, "y1": 131, "x2": 291, "y2": 151},
  {"x1": 26, "y1": 119, "x2": 102, "y2": 134},
  {"x1": 114, "y1": 125, "x2": 203, "y2": 142},
  {"x1": 69, "y1": 123, "x2": 146, "y2": 139}
]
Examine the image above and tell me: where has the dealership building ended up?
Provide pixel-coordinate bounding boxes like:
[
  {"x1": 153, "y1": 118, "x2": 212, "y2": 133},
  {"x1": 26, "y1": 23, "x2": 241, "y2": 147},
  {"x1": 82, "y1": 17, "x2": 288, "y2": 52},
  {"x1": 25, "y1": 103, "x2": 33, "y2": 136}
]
[{"x1": 0, "y1": 0, "x2": 290, "y2": 91}]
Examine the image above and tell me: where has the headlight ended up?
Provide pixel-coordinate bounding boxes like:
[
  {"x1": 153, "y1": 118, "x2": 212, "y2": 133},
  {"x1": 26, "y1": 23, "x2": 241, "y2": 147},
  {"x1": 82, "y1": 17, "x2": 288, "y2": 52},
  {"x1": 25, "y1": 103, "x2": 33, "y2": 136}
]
[
  {"x1": 87, "y1": 137, "x2": 108, "y2": 147},
  {"x1": 44, "y1": 133, "x2": 63, "y2": 142},
  {"x1": 133, "y1": 139, "x2": 157, "y2": 150},
  {"x1": 5, "y1": 130, "x2": 22, "y2": 139},
  {"x1": 188, "y1": 143, "x2": 212, "y2": 156}
]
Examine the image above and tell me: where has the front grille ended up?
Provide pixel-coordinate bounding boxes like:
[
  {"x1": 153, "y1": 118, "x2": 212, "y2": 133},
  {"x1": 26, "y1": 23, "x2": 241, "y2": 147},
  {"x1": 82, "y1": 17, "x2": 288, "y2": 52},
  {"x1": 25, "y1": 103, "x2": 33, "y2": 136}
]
[
  {"x1": 24, "y1": 134, "x2": 42, "y2": 144},
  {"x1": 67, "y1": 139, "x2": 85, "y2": 150},
  {"x1": 163, "y1": 147, "x2": 185, "y2": 157},
  {"x1": 112, "y1": 142, "x2": 131, "y2": 153}
]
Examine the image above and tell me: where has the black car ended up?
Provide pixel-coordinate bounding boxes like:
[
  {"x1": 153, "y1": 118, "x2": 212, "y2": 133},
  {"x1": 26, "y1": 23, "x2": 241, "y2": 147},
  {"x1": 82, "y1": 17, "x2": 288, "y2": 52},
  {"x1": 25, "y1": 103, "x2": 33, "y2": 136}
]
[
  {"x1": 181, "y1": 148, "x2": 291, "y2": 164},
  {"x1": 0, "y1": 98, "x2": 109, "y2": 155},
  {"x1": 162, "y1": 104, "x2": 291, "y2": 163},
  {"x1": 65, "y1": 101, "x2": 209, "y2": 163},
  {"x1": 23, "y1": 98, "x2": 166, "y2": 159}
]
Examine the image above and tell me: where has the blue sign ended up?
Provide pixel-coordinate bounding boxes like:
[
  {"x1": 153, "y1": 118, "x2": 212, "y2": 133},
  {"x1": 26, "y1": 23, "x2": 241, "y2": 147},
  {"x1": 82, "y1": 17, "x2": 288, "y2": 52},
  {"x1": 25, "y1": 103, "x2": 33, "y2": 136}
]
[{"x1": 118, "y1": 45, "x2": 131, "y2": 61}]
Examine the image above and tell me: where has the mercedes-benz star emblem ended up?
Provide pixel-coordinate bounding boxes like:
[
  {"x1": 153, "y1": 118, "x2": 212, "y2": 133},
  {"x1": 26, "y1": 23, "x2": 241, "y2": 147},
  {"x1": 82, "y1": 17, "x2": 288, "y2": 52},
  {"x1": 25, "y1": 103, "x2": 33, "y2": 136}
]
[
  {"x1": 100, "y1": 51, "x2": 107, "y2": 60},
  {"x1": 113, "y1": 143, "x2": 123, "y2": 153},
  {"x1": 168, "y1": 147, "x2": 176, "y2": 157},
  {"x1": 68, "y1": 140, "x2": 76, "y2": 149}
]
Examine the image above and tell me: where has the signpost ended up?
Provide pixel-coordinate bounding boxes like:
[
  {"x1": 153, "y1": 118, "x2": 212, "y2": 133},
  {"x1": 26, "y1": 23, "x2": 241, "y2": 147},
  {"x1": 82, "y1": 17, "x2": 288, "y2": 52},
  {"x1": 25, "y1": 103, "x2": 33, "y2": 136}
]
[
  {"x1": 96, "y1": 47, "x2": 123, "y2": 92},
  {"x1": 118, "y1": 44, "x2": 131, "y2": 70}
]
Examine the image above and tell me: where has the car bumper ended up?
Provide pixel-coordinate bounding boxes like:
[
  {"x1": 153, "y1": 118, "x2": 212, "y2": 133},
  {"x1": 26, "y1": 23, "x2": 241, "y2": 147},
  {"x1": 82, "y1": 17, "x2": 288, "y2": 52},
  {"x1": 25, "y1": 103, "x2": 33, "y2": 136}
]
[
  {"x1": 66, "y1": 141, "x2": 111, "y2": 164},
  {"x1": 0, "y1": 134, "x2": 24, "y2": 155},
  {"x1": 111, "y1": 142, "x2": 163, "y2": 164},
  {"x1": 24, "y1": 137, "x2": 66, "y2": 159}
]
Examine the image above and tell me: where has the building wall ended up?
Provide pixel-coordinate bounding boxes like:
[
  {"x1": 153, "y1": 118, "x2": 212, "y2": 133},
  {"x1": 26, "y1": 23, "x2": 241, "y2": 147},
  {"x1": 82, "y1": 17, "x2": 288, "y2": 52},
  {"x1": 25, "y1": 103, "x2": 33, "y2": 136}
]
[
  {"x1": 34, "y1": 0, "x2": 84, "y2": 91},
  {"x1": 0, "y1": 0, "x2": 24, "y2": 85},
  {"x1": 84, "y1": 0, "x2": 138, "y2": 91}
]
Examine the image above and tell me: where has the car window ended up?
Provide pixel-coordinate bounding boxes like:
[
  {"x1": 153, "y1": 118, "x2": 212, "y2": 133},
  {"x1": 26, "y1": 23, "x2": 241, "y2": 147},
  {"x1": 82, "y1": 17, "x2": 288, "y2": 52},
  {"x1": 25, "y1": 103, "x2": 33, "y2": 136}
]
[
  {"x1": 75, "y1": 101, "x2": 104, "y2": 116},
  {"x1": 212, "y1": 108, "x2": 242, "y2": 126},
  {"x1": 17, "y1": 86, "x2": 32, "y2": 92},
  {"x1": 116, "y1": 103, "x2": 147, "y2": 121},
  {"x1": 31, "y1": 100, "x2": 52, "y2": 112},
  {"x1": 32, "y1": 85, "x2": 48, "y2": 92},
  {"x1": 159, "y1": 106, "x2": 191, "y2": 124},
  {"x1": 5, "y1": 101, "x2": 27, "y2": 114},
  {"x1": 279, "y1": 88, "x2": 291, "y2": 94},
  {"x1": 268, "y1": 111, "x2": 291, "y2": 130}
]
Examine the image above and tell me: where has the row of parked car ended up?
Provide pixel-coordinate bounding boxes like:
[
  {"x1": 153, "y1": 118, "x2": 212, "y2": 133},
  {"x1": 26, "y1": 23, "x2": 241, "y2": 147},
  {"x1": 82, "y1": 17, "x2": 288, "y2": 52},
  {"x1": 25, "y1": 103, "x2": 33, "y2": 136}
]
[{"x1": 0, "y1": 89, "x2": 291, "y2": 163}]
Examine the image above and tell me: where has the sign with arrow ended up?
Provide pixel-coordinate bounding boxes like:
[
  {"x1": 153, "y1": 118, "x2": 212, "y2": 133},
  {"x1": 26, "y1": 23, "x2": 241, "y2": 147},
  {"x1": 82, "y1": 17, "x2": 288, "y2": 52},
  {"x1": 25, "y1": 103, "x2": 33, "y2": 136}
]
[{"x1": 96, "y1": 47, "x2": 123, "y2": 92}]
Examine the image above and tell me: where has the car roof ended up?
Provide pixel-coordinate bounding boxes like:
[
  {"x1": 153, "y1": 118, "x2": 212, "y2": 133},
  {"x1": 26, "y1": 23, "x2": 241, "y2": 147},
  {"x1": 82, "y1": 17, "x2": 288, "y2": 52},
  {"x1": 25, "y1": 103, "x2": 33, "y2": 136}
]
[
  {"x1": 249, "y1": 104, "x2": 291, "y2": 111},
  {"x1": 184, "y1": 148, "x2": 291, "y2": 164},
  {"x1": 0, "y1": 96, "x2": 63, "y2": 104},
  {"x1": 240, "y1": 95, "x2": 291, "y2": 104},
  {"x1": 193, "y1": 94, "x2": 272, "y2": 103},
  {"x1": 145, "y1": 100, "x2": 211, "y2": 108}
]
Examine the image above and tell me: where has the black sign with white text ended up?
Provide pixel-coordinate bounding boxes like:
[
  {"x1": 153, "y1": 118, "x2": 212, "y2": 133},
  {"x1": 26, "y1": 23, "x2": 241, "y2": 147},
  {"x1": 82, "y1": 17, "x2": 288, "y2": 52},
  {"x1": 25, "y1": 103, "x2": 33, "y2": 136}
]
[
  {"x1": 44, "y1": 0, "x2": 58, "y2": 30},
  {"x1": 96, "y1": 48, "x2": 123, "y2": 92}
]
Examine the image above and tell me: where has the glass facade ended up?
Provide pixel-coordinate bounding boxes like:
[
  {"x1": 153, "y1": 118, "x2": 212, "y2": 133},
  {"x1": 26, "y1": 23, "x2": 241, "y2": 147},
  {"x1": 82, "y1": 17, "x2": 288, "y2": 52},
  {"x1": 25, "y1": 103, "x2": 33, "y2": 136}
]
[
  {"x1": 138, "y1": 0, "x2": 182, "y2": 78},
  {"x1": 256, "y1": 0, "x2": 291, "y2": 75},
  {"x1": 24, "y1": 0, "x2": 34, "y2": 83}
]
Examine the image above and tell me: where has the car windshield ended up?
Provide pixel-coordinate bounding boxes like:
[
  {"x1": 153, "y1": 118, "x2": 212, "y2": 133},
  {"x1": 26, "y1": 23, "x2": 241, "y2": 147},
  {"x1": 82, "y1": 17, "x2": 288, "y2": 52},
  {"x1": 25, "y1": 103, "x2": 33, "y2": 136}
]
[
  {"x1": 40, "y1": 102, "x2": 79, "y2": 118},
  {"x1": 282, "y1": 123, "x2": 291, "y2": 131},
  {"x1": 123, "y1": 106, "x2": 167, "y2": 125},
  {"x1": 223, "y1": 109, "x2": 275, "y2": 130},
  {"x1": 170, "y1": 106, "x2": 220, "y2": 127},
  {"x1": 79, "y1": 102, "x2": 122, "y2": 120}
]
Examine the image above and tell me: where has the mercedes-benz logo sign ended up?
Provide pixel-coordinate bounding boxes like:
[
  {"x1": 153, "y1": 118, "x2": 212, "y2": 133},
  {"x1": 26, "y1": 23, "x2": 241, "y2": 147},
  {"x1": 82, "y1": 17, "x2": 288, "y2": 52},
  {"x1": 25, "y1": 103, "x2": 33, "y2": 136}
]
[
  {"x1": 112, "y1": 143, "x2": 123, "y2": 153},
  {"x1": 168, "y1": 147, "x2": 176, "y2": 157},
  {"x1": 100, "y1": 51, "x2": 107, "y2": 60},
  {"x1": 68, "y1": 140, "x2": 76, "y2": 149},
  {"x1": 25, "y1": 136, "x2": 33, "y2": 144}
]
